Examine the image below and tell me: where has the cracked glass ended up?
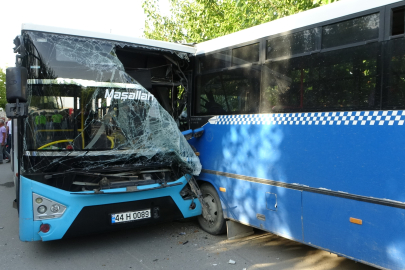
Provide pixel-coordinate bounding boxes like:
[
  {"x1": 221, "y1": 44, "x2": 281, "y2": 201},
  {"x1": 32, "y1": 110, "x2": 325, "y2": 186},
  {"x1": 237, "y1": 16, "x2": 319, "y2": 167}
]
[{"x1": 20, "y1": 31, "x2": 201, "y2": 190}]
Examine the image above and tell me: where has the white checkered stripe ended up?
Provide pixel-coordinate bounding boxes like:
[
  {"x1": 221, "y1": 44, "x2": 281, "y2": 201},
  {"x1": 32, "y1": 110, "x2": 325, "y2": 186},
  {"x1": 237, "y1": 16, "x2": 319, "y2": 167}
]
[{"x1": 208, "y1": 111, "x2": 405, "y2": 126}]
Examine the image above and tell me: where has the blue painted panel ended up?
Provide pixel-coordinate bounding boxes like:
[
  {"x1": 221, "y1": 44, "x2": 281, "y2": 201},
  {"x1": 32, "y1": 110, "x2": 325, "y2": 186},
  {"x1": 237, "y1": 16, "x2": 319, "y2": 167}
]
[
  {"x1": 19, "y1": 176, "x2": 41, "y2": 242},
  {"x1": 265, "y1": 192, "x2": 277, "y2": 211},
  {"x1": 198, "y1": 173, "x2": 302, "y2": 242},
  {"x1": 19, "y1": 174, "x2": 202, "y2": 241},
  {"x1": 191, "y1": 111, "x2": 405, "y2": 202},
  {"x1": 303, "y1": 192, "x2": 405, "y2": 270}
]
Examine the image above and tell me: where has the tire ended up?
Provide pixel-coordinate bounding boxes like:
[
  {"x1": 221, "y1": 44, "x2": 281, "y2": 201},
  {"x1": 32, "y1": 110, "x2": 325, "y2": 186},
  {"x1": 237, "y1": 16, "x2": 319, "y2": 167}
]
[{"x1": 197, "y1": 184, "x2": 226, "y2": 235}]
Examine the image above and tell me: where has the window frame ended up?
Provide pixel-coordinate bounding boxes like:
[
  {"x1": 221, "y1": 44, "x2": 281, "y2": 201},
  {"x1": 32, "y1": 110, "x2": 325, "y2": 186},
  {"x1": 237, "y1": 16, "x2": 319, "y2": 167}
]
[
  {"x1": 384, "y1": 2, "x2": 405, "y2": 40},
  {"x1": 191, "y1": 3, "x2": 403, "y2": 117}
]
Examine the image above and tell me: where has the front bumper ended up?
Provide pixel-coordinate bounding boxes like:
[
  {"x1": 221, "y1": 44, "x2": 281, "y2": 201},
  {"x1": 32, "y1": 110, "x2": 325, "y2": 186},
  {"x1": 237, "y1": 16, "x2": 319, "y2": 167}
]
[{"x1": 19, "y1": 174, "x2": 202, "y2": 241}]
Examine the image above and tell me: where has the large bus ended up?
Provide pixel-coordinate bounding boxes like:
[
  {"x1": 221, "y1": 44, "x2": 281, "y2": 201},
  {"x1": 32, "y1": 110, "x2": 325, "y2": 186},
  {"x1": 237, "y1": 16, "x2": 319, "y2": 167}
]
[
  {"x1": 188, "y1": 0, "x2": 405, "y2": 269},
  {"x1": 5, "y1": 23, "x2": 205, "y2": 241},
  {"x1": 6, "y1": 0, "x2": 405, "y2": 268}
]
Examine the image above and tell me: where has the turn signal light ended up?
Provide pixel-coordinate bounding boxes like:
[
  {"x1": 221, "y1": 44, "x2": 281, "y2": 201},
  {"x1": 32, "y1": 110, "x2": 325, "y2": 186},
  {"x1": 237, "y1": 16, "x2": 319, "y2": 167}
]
[
  {"x1": 40, "y1": 224, "x2": 50, "y2": 233},
  {"x1": 350, "y1": 217, "x2": 362, "y2": 225}
]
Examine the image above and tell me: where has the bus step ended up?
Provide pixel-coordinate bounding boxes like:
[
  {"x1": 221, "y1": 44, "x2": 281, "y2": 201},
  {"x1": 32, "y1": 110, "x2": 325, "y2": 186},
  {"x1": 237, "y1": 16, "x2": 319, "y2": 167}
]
[{"x1": 13, "y1": 199, "x2": 17, "y2": 209}]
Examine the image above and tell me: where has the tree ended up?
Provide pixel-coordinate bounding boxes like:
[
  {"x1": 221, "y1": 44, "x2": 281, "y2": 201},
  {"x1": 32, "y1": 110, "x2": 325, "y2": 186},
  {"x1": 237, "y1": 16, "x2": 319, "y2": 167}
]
[
  {"x1": 143, "y1": 0, "x2": 339, "y2": 43},
  {"x1": 0, "y1": 68, "x2": 6, "y2": 110}
]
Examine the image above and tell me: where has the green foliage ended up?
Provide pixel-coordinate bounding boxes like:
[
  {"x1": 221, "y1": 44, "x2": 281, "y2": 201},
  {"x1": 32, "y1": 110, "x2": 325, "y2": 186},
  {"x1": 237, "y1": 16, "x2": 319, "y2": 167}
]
[
  {"x1": 0, "y1": 68, "x2": 6, "y2": 109},
  {"x1": 142, "y1": 0, "x2": 339, "y2": 43}
]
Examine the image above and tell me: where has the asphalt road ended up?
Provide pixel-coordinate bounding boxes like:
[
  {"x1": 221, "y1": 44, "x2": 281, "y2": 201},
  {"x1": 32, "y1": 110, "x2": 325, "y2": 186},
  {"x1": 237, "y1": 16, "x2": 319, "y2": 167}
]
[{"x1": 0, "y1": 163, "x2": 377, "y2": 270}]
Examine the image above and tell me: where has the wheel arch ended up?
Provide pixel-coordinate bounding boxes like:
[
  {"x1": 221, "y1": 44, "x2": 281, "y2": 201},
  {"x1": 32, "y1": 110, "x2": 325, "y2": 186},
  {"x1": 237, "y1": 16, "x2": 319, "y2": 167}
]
[{"x1": 195, "y1": 177, "x2": 228, "y2": 219}]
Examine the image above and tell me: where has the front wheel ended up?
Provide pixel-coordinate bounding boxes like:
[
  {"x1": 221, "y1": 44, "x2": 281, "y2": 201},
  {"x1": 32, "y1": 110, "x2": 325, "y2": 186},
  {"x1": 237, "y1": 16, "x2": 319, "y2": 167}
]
[{"x1": 197, "y1": 184, "x2": 226, "y2": 235}]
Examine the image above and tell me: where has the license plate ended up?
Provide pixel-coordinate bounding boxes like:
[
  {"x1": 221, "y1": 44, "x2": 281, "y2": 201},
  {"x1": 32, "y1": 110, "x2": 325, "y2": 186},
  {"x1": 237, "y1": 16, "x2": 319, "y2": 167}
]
[{"x1": 111, "y1": 209, "x2": 151, "y2": 224}]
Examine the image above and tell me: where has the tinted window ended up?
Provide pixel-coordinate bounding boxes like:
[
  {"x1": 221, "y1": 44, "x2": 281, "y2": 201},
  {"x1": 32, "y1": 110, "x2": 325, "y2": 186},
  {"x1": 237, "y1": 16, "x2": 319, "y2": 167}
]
[
  {"x1": 392, "y1": 7, "x2": 405, "y2": 36},
  {"x1": 267, "y1": 29, "x2": 318, "y2": 59},
  {"x1": 383, "y1": 38, "x2": 405, "y2": 109},
  {"x1": 232, "y1": 43, "x2": 259, "y2": 66},
  {"x1": 322, "y1": 13, "x2": 379, "y2": 49},
  {"x1": 261, "y1": 43, "x2": 380, "y2": 113},
  {"x1": 198, "y1": 51, "x2": 231, "y2": 72},
  {"x1": 195, "y1": 66, "x2": 261, "y2": 115}
]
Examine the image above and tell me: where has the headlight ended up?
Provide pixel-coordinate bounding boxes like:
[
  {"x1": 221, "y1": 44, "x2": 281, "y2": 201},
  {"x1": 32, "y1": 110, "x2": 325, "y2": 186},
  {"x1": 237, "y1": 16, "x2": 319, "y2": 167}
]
[
  {"x1": 32, "y1": 193, "x2": 66, "y2": 220},
  {"x1": 37, "y1": 205, "x2": 47, "y2": 214},
  {"x1": 50, "y1": 204, "x2": 60, "y2": 213}
]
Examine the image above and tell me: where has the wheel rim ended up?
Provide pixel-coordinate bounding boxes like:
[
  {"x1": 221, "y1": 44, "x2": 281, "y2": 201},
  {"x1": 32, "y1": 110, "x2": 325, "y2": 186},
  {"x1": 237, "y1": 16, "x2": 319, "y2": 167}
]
[{"x1": 203, "y1": 193, "x2": 218, "y2": 226}]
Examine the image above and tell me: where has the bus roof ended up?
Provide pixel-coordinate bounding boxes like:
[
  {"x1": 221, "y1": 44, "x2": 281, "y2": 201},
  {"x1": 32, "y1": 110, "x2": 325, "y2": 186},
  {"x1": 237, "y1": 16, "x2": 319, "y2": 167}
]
[
  {"x1": 195, "y1": 0, "x2": 402, "y2": 55},
  {"x1": 21, "y1": 23, "x2": 197, "y2": 55}
]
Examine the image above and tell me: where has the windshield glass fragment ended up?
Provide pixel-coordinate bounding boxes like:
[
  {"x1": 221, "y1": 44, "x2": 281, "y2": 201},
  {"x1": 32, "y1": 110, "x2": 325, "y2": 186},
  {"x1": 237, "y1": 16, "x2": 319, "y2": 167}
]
[{"x1": 21, "y1": 31, "x2": 201, "y2": 178}]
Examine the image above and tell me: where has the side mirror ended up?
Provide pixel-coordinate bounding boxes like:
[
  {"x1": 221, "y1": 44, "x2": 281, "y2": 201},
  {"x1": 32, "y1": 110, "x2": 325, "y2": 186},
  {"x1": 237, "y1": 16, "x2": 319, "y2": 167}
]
[
  {"x1": 6, "y1": 66, "x2": 28, "y2": 118},
  {"x1": 6, "y1": 66, "x2": 28, "y2": 103},
  {"x1": 5, "y1": 103, "x2": 28, "y2": 119}
]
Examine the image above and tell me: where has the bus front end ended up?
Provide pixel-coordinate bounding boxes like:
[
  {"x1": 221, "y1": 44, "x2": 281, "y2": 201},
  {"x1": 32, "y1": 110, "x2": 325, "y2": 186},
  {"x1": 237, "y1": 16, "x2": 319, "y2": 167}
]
[{"x1": 6, "y1": 26, "x2": 202, "y2": 241}]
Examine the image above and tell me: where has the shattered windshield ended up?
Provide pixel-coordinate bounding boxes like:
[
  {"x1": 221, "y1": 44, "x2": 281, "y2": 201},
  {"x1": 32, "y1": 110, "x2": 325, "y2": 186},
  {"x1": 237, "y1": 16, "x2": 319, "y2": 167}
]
[{"x1": 21, "y1": 31, "x2": 201, "y2": 176}]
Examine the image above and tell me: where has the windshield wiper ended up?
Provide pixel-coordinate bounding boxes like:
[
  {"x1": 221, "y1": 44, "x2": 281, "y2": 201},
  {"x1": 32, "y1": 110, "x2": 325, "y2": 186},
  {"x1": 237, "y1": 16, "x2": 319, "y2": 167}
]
[{"x1": 70, "y1": 181, "x2": 183, "y2": 195}]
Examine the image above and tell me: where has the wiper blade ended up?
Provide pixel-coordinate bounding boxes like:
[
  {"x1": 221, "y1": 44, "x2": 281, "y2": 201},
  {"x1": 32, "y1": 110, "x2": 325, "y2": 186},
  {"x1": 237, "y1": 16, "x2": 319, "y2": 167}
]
[
  {"x1": 44, "y1": 168, "x2": 172, "y2": 179},
  {"x1": 70, "y1": 181, "x2": 182, "y2": 195}
]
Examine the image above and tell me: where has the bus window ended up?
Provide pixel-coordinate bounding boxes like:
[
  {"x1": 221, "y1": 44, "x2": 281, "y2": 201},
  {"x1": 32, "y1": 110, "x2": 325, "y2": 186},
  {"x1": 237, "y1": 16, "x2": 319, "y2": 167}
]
[
  {"x1": 195, "y1": 66, "x2": 260, "y2": 115},
  {"x1": 383, "y1": 38, "x2": 405, "y2": 109},
  {"x1": 198, "y1": 51, "x2": 231, "y2": 72},
  {"x1": 391, "y1": 7, "x2": 405, "y2": 36},
  {"x1": 267, "y1": 28, "x2": 318, "y2": 60},
  {"x1": 261, "y1": 42, "x2": 380, "y2": 113},
  {"x1": 322, "y1": 13, "x2": 380, "y2": 49},
  {"x1": 381, "y1": 7, "x2": 405, "y2": 109},
  {"x1": 232, "y1": 43, "x2": 260, "y2": 66}
]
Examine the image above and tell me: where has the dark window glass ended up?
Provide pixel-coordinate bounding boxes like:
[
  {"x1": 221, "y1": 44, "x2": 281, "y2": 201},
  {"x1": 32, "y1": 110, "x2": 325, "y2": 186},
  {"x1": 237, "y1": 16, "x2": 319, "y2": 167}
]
[
  {"x1": 392, "y1": 7, "x2": 405, "y2": 36},
  {"x1": 198, "y1": 51, "x2": 231, "y2": 73},
  {"x1": 382, "y1": 38, "x2": 405, "y2": 109},
  {"x1": 232, "y1": 43, "x2": 259, "y2": 66},
  {"x1": 322, "y1": 13, "x2": 379, "y2": 49},
  {"x1": 195, "y1": 66, "x2": 261, "y2": 115},
  {"x1": 267, "y1": 29, "x2": 317, "y2": 59},
  {"x1": 261, "y1": 43, "x2": 380, "y2": 113}
]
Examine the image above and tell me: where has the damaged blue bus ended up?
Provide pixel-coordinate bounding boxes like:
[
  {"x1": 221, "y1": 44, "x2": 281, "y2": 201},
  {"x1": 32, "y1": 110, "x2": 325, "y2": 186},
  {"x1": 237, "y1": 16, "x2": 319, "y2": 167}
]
[
  {"x1": 5, "y1": 24, "x2": 205, "y2": 241},
  {"x1": 7, "y1": 0, "x2": 405, "y2": 268},
  {"x1": 188, "y1": 0, "x2": 405, "y2": 269}
]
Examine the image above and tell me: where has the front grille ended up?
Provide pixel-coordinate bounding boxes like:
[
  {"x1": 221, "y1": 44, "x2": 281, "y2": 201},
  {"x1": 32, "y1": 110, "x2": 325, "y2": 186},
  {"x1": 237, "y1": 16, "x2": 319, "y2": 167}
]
[{"x1": 63, "y1": 196, "x2": 183, "y2": 239}]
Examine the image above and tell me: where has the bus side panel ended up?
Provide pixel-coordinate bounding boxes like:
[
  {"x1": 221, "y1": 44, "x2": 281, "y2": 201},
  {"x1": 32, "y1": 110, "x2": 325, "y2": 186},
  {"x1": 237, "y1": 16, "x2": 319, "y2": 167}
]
[
  {"x1": 192, "y1": 114, "x2": 405, "y2": 202},
  {"x1": 198, "y1": 172, "x2": 303, "y2": 242},
  {"x1": 302, "y1": 192, "x2": 405, "y2": 270}
]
